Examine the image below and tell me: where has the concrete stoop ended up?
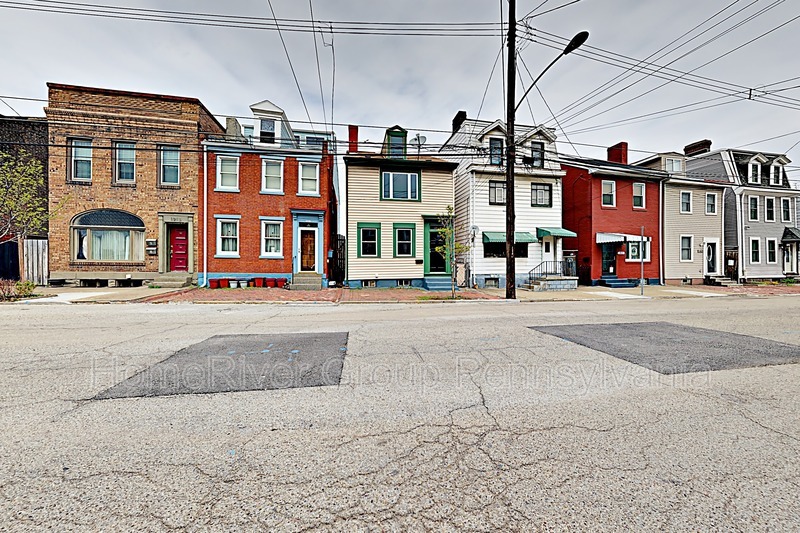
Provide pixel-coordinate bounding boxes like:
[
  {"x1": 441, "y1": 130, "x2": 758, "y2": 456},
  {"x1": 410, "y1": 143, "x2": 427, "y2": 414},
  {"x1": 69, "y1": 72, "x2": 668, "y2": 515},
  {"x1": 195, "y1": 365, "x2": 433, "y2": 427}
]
[
  {"x1": 290, "y1": 272, "x2": 323, "y2": 290},
  {"x1": 148, "y1": 273, "x2": 193, "y2": 288}
]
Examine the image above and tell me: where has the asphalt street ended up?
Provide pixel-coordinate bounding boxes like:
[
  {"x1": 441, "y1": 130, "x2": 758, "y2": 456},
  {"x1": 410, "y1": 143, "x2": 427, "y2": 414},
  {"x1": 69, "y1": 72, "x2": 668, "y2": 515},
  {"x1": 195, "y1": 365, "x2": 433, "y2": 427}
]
[{"x1": 1, "y1": 296, "x2": 799, "y2": 531}]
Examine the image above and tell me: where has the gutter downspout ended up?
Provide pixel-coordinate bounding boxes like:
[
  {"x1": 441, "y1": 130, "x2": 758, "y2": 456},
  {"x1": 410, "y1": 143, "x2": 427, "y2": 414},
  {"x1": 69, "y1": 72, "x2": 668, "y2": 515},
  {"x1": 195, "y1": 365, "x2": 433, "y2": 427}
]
[
  {"x1": 659, "y1": 179, "x2": 664, "y2": 285},
  {"x1": 720, "y1": 188, "x2": 725, "y2": 271},
  {"x1": 737, "y1": 188, "x2": 745, "y2": 281},
  {"x1": 202, "y1": 144, "x2": 208, "y2": 287}
]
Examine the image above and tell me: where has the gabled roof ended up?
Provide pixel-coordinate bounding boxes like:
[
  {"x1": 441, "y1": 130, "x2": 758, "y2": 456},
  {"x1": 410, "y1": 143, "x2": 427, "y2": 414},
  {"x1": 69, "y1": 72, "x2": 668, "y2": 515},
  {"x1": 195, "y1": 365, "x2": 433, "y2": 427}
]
[
  {"x1": 474, "y1": 119, "x2": 557, "y2": 143},
  {"x1": 560, "y1": 155, "x2": 668, "y2": 180},
  {"x1": 632, "y1": 151, "x2": 684, "y2": 167},
  {"x1": 249, "y1": 99, "x2": 285, "y2": 115}
]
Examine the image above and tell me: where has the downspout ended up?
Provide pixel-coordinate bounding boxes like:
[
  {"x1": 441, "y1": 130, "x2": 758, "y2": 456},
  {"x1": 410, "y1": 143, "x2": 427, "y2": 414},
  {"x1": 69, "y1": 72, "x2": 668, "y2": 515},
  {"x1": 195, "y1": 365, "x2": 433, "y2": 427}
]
[
  {"x1": 659, "y1": 179, "x2": 664, "y2": 285},
  {"x1": 202, "y1": 144, "x2": 208, "y2": 287},
  {"x1": 737, "y1": 189, "x2": 745, "y2": 281},
  {"x1": 720, "y1": 187, "x2": 725, "y2": 269}
]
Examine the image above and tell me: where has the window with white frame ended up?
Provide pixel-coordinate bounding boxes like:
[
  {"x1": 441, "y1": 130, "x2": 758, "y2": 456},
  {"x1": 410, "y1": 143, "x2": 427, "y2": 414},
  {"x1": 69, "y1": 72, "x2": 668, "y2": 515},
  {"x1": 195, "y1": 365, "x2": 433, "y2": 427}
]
[
  {"x1": 750, "y1": 237, "x2": 760, "y2": 264},
  {"x1": 70, "y1": 138, "x2": 92, "y2": 181},
  {"x1": 680, "y1": 235, "x2": 693, "y2": 262},
  {"x1": 771, "y1": 164, "x2": 782, "y2": 185},
  {"x1": 242, "y1": 125, "x2": 254, "y2": 140},
  {"x1": 749, "y1": 161, "x2": 762, "y2": 184},
  {"x1": 489, "y1": 138, "x2": 503, "y2": 165},
  {"x1": 216, "y1": 156, "x2": 239, "y2": 190},
  {"x1": 299, "y1": 162, "x2": 319, "y2": 195},
  {"x1": 359, "y1": 226, "x2": 379, "y2": 257},
  {"x1": 782, "y1": 197, "x2": 792, "y2": 222},
  {"x1": 626, "y1": 240, "x2": 650, "y2": 262},
  {"x1": 114, "y1": 142, "x2": 135, "y2": 183},
  {"x1": 748, "y1": 196, "x2": 759, "y2": 221},
  {"x1": 601, "y1": 180, "x2": 616, "y2": 207},
  {"x1": 633, "y1": 182, "x2": 646, "y2": 209},
  {"x1": 381, "y1": 171, "x2": 419, "y2": 200},
  {"x1": 680, "y1": 191, "x2": 692, "y2": 213},
  {"x1": 71, "y1": 210, "x2": 144, "y2": 262},
  {"x1": 216, "y1": 219, "x2": 239, "y2": 257},
  {"x1": 262, "y1": 160, "x2": 283, "y2": 193},
  {"x1": 261, "y1": 220, "x2": 282, "y2": 257},
  {"x1": 666, "y1": 158, "x2": 682, "y2": 173},
  {"x1": 765, "y1": 197, "x2": 776, "y2": 222},
  {"x1": 395, "y1": 227, "x2": 414, "y2": 257},
  {"x1": 705, "y1": 193, "x2": 717, "y2": 215},
  {"x1": 259, "y1": 119, "x2": 276, "y2": 144},
  {"x1": 159, "y1": 145, "x2": 180, "y2": 185},
  {"x1": 766, "y1": 238, "x2": 778, "y2": 264}
]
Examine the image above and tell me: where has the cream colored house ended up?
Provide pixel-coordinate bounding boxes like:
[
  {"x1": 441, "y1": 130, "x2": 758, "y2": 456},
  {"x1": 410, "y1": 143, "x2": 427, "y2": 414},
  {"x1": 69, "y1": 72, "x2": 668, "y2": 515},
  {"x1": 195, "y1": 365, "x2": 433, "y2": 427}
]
[
  {"x1": 635, "y1": 149, "x2": 728, "y2": 283},
  {"x1": 344, "y1": 126, "x2": 458, "y2": 289}
]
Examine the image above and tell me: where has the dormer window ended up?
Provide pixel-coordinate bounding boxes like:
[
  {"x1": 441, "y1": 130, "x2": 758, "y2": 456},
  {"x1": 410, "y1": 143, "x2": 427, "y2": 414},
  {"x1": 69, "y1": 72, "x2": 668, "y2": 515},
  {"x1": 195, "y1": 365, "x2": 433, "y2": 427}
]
[
  {"x1": 748, "y1": 157, "x2": 764, "y2": 184},
  {"x1": 242, "y1": 125, "x2": 254, "y2": 140},
  {"x1": 771, "y1": 164, "x2": 783, "y2": 185},
  {"x1": 489, "y1": 138, "x2": 504, "y2": 166},
  {"x1": 259, "y1": 119, "x2": 276, "y2": 144},
  {"x1": 530, "y1": 141, "x2": 544, "y2": 168},
  {"x1": 665, "y1": 158, "x2": 682, "y2": 173},
  {"x1": 387, "y1": 130, "x2": 407, "y2": 159}
]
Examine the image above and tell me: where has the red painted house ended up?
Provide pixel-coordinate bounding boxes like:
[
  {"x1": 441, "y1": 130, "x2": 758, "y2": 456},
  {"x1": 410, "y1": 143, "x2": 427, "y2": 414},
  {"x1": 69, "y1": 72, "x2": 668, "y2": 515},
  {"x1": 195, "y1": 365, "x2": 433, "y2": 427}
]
[
  {"x1": 198, "y1": 100, "x2": 338, "y2": 289},
  {"x1": 561, "y1": 142, "x2": 668, "y2": 286}
]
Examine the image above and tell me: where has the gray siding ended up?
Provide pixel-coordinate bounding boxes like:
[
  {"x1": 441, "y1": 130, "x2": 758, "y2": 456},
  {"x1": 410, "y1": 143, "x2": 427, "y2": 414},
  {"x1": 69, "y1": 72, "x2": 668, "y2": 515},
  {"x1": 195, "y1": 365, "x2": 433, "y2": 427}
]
[{"x1": 741, "y1": 190, "x2": 800, "y2": 278}]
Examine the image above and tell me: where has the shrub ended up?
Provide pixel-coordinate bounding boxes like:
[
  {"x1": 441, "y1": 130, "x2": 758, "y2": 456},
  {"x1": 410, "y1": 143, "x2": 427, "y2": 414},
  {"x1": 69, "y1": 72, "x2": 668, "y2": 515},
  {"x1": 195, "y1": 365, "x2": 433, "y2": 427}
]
[
  {"x1": 15, "y1": 280, "x2": 35, "y2": 297},
  {"x1": 0, "y1": 279, "x2": 15, "y2": 300}
]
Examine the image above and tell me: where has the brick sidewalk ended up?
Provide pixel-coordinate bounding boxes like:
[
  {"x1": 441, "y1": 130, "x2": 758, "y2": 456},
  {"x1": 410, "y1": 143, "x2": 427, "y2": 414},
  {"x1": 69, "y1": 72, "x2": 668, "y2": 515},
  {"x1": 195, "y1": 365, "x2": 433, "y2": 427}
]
[{"x1": 139, "y1": 287, "x2": 498, "y2": 304}]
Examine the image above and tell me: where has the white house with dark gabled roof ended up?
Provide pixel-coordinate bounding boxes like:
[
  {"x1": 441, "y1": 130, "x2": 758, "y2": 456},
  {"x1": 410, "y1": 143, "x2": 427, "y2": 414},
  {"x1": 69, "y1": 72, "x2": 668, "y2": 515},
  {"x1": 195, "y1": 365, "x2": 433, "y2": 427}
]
[
  {"x1": 684, "y1": 140, "x2": 800, "y2": 281},
  {"x1": 439, "y1": 111, "x2": 575, "y2": 290}
]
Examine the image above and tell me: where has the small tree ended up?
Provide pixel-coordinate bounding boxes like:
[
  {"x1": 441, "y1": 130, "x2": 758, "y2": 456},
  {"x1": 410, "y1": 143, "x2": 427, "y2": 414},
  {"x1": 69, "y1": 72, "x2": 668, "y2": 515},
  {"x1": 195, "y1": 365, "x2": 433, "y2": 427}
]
[
  {"x1": 434, "y1": 205, "x2": 470, "y2": 298},
  {"x1": 0, "y1": 150, "x2": 49, "y2": 243}
]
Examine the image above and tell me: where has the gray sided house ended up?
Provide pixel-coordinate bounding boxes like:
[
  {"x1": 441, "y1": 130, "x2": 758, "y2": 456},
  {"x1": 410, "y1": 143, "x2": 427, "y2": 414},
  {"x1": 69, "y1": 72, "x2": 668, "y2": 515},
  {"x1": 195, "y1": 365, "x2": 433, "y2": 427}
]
[
  {"x1": 635, "y1": 147, "x2": 728, "y2": 284},
  {"x1": 685, "y1": 140, "x2": 800, "y2": 281}
]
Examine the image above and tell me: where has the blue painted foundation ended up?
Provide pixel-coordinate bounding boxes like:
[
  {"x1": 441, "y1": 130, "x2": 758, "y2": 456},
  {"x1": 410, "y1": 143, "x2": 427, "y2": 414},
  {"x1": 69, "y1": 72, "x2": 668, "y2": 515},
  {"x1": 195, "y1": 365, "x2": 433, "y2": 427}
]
[{"x1": 199, "y1": 272, "x2": 328, "y2": 286}]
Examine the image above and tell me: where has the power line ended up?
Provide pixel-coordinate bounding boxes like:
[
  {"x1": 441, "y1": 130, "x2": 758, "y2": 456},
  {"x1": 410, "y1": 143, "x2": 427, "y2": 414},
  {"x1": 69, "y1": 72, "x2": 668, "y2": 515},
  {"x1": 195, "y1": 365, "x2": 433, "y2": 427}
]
[{"x1": 308, "y1": 0, "x2": 328, "y2": 135}]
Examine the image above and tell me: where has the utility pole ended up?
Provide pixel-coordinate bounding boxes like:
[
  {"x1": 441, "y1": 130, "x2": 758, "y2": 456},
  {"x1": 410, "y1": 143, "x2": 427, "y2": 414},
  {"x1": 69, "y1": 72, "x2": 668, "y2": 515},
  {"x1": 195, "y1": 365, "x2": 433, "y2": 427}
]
[{"x1": 505, "y1": 0, "x2": 517, "y2": 299}]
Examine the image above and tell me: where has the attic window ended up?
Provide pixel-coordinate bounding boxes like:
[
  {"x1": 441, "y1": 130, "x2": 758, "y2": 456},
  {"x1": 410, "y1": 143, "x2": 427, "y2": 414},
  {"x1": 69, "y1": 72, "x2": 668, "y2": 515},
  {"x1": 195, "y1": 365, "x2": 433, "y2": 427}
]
[
  {"x1": 530, "y1": 141, "x2": 544, "y2": 168},
  {"x1": 260, "y1": 119, "x2": 276, "y2": 144},
  {"x1": 489, "y1": 138, "x2": 503, "y2": 166},
  {"x1": 771, "y1": 164, "x2": 783, "y2": 185},
  {"x1": 665, "y1": 158, "x2": 682, "y2": 173},
  {"x1": 748, "y1": 161, "x2": 761, "y2": 184},
  {"x1": 387, "y1": 130, "x2": 406, "y2": 158}
]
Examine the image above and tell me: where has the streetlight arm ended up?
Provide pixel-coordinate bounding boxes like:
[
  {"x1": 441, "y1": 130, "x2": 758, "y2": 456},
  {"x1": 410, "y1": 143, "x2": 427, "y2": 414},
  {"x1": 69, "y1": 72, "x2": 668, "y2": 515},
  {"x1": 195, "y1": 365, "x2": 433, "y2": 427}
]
[{"x1": 514, "y1": 53, "x2": 563, "y2": 113}]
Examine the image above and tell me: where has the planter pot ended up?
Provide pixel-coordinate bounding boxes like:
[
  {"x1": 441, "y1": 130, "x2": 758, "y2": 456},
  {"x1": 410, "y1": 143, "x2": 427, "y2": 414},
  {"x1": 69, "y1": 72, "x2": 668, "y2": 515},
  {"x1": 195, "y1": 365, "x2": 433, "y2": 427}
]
[
  {"x1": 276, "y1": 277, "x2": 288, "y2": 289},
  {"x1": 254, "y1": 277, "x2": 264, "y2": 288},
  {"x1": 228, "y1": 280, "x2": 238, "y2": 289},
  {"x1": 265, "y1": 278, "x2": 277, "y2": 288},
  {"x1": 208, "y1": 279, "x2": 220, "y2": 289}
]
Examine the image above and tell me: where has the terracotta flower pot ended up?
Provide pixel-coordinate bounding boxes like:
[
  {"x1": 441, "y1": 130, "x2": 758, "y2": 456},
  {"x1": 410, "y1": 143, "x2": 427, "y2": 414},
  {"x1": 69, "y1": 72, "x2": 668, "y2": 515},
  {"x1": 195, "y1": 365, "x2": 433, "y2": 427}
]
[
  {"x1": 277, "y1": 277, "x2": 288, "y2": 289},
  {"x1": 254, "y1": 277, "x2": 264, "y2": 287},
  {"x1": 265, "y1": 278, "x2": 277, "y2": 288},
  {"x1": 208, "y1": 278, "x2": 220, "y2": 289}
]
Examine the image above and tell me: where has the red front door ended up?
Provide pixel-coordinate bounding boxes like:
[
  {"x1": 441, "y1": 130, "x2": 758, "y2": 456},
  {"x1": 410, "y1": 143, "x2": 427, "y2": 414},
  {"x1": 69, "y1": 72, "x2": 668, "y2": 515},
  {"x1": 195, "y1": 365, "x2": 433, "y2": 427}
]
[{"x1": 169, "y1": 225, "x2": 189, "y2": 272}]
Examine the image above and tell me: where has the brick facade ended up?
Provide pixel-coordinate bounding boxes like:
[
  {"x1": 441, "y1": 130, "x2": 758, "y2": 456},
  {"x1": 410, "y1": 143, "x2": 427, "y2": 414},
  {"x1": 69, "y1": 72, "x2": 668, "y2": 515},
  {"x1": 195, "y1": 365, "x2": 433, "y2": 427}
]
[
  {"x1": 199, "y1": 143, "x2": 336, "y2": 282},
  {"x1": 45, "y1": 83, "x2": 223, "y2": 282}
]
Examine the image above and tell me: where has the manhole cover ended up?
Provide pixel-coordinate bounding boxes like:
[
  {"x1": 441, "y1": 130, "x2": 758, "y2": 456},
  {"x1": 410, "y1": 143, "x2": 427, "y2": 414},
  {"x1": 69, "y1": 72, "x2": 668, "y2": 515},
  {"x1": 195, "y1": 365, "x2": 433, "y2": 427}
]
[
  {"x1": 530, "y1": 322, "x2": 800, "y2": 374},
  {"x1": 96, "y1": 332, "x2": 348, "y2": 399}
]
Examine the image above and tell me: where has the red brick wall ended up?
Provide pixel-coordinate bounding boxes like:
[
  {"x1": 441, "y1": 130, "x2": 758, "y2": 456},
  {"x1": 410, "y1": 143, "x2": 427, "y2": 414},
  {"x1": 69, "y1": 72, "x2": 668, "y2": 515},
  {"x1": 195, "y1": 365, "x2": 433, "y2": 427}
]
[{"x1": 198, "y1": 148, "x2": 334, "y2": 276}]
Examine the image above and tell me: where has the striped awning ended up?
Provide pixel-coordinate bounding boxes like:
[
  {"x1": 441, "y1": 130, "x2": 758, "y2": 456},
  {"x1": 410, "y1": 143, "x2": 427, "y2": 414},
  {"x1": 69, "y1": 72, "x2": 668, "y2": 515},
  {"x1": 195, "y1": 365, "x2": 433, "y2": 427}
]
[
  {"x1": 537, "y1": 227, "x2": 577, "y2": 239},
  {"x1": 596, "y1": 232, "x2": 651, "y2": 244},
  {"x1": 482, "y1": 231, "x2": 538, "y2": 243}
]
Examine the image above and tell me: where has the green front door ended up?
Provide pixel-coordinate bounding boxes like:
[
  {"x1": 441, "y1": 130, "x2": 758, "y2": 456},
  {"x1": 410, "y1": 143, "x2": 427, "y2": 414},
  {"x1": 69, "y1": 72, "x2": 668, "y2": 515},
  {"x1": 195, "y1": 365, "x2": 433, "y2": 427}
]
[{"x1": 424, "y1": 222, "x2": 450, "y2": 275}]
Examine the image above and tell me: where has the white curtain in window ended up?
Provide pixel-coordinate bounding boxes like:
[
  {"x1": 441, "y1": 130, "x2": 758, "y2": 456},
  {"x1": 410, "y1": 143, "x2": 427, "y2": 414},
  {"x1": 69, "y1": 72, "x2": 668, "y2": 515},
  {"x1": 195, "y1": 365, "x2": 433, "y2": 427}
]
[{"x1": 91, "y1": 230, "x2": 130, "y2": 261}]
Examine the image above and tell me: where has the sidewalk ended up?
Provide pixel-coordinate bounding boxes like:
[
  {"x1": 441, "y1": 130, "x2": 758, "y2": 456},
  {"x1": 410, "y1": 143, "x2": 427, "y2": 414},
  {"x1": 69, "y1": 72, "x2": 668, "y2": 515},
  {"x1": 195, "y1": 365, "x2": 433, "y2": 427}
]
[{"x1": 14, "y1": 286, "x2": 187, "y2": 304}]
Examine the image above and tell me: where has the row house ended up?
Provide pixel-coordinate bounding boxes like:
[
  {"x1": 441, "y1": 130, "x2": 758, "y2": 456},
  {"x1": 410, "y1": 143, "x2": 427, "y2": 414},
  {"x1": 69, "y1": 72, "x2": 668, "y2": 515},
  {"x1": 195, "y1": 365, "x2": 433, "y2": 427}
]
[
  {"x1": 561, "y1": 142, "x2": 668, "y2": 287},
  {"x1": 45, "y1": 83, "x2": 224, "y2": 285},
  {"x1": 634, "y1": 144, "x2": 728, "y2": 284},
  {"x1": 199, "y1": 100, "x2": 338, "y2": 289},
  {"x1": 683, "y1": 140, "x2": 800, "y2": 281},
  {"x1": 440, "y1": 111, "x2": 575, "y2": 289},
  {"x1": 344, "y1": 125, "x2": 457, "y2": 289}
]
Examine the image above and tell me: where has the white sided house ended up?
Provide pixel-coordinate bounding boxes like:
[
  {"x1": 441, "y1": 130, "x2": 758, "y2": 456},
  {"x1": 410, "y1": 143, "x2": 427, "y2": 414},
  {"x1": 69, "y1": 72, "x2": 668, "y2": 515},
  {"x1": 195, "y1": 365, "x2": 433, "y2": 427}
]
[
  {"x1": 344, "y1": 126, "x2": 458, "y2": 290},
  {"x1": 635, "y1": 146, "x2": 728, "y2": 284},
  {"x1": 439, "y1": 111, "x2": 575, "y2": 290}
]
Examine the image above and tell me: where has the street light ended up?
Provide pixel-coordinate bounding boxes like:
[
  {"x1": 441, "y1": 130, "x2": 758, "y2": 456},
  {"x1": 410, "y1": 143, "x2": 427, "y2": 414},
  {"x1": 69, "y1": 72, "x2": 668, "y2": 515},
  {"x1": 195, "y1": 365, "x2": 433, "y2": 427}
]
[{"x1": 504, "y1": 26, "x2": 588, "y2": 299}]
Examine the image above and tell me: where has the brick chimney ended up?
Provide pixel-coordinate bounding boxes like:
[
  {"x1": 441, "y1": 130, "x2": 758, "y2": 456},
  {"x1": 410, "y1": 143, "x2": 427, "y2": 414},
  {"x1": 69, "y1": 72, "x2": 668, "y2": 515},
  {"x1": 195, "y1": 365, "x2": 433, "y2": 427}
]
[
  {"x1": 607, "y1": 142, "x2": 628, "y2": 165},
  {"x1": 348, "y1": 125, "x2": 358, "y2": 153},
  {"x1": 225, "y1": 117, "x2": 244, "y2": 141},
  {"x1": 452, "y1": 110, "x2": 467, "y2": 133},
  {"x1": 684, "y1": 139, "x2": 712, "y2": 157}
]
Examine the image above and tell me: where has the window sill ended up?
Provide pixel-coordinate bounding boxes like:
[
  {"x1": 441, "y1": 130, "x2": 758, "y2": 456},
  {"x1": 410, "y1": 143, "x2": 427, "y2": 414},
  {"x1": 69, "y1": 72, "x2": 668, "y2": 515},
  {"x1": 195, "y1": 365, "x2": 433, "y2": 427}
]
[
  {"x1": 297, "y1": 192, "x2": 321, "y2": 197},
  {"x1": 531, "y1": 204, "x2": 553, "y2": 208},
  {"x1": 705, "y1": 212, "x2": 718, "y2": 216},
  {"x1": 70, "y1": 261, "x2": 146, "y2": 266},
  {"x1": 260, "y1": 190, "x2": 285, "y2": 196},
  {"x1": 67, "y1": 180, "x2": 92, "y2": 186},
  {"x1": 624, "y1": 259, "x2": 652, "y2": 263},
  {"x1": 214, "y1": 188, "x2": 240, "y2": 193},
  {"x1": 679, "y1": 259, "x2": 694, "y2": 263},
  {"x1": 214, "y1": 254, "x2": 240, "y2": 259},
  {"x1": 157, "y1": 184, "x2": 181, "y2": 189},
  {"x1": 680, "y1": 211, "x2": 693, "y2": 215},
  {"x1": 112, "y1": 182, "x2": 136, "y2": 188},
  {"x1": 633, "y1": 207, "x2": 647, "y2": 211},
  {"x1": 600, "y1": 205, "x2": 617, "y2": 209},
  {"x1": 259, "y1": 255, "x2": 284, "y2": 259}
]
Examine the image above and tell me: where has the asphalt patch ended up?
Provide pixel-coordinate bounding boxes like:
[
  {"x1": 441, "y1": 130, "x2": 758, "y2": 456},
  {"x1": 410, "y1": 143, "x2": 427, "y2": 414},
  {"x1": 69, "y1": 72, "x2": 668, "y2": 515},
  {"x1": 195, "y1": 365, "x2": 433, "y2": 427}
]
[
  {"x1": 530, "y1": 322, "x2": 800, "y2": 374},
  {"x1": 96, "y1": 332, "x2": 348, "y2": 399}
]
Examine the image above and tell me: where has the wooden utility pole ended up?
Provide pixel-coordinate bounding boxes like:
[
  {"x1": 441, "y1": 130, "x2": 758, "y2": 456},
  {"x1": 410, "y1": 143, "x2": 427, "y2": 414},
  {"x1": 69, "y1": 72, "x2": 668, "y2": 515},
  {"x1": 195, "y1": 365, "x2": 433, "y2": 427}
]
[{"x1": 505, "y1": 0, "x2": 517, "y2": 299}]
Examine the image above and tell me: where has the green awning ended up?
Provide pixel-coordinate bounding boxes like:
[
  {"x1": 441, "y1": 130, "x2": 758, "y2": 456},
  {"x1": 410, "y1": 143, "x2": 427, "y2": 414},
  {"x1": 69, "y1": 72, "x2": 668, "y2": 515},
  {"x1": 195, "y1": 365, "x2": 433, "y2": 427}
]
[
  {"x1": 482, "y1": 231, "x2": 537, "y2": 244},
  {"x1": 536, "y1": 227, "x2": 577, "y2": 239}
]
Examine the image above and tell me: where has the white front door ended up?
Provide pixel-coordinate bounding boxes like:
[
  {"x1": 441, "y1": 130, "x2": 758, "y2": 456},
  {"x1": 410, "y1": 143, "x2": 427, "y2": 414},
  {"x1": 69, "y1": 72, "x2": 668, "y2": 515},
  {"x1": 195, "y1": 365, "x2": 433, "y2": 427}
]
[
  {"x1": 784, "y1": 243, "x2": 797, "y2": 274},
  {"x1": 541, "y1": 237, "x2": 555, "y2": 263},
  {"x1": 703, "y1": 238, "x2": 720, "y2": 276}
]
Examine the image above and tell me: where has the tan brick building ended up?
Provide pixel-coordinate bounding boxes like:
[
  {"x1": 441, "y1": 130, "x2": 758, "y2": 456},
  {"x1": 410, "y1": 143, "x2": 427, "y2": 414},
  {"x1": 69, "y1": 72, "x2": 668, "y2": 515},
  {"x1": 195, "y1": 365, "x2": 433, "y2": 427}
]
[{"x1": 45, "y1": 83, "x2": 224, "y2": 285}]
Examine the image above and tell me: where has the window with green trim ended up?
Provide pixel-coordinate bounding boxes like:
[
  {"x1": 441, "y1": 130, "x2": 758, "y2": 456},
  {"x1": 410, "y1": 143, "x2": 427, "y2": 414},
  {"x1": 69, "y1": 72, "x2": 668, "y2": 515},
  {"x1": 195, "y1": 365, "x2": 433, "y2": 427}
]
[
  {"x1": 393, "y1": 223, "x2": 416, "y2": 257},
  {"x1": 382, "y1": 172, "x2": 419, "y2": 200},
  {"x1": 387, "y1": 131, "x2": 406, "y2": 158},
  {"x1": 357, "y1": 223, "x2": 381, "y2": 258}
]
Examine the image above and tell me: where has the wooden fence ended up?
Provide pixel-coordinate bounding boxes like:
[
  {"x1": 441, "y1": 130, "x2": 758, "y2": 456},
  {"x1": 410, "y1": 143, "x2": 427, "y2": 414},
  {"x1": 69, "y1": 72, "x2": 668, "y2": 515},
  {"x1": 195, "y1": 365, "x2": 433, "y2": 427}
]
[{"x1": 23, "y1": 238, "x2": 48, "y2": 286}]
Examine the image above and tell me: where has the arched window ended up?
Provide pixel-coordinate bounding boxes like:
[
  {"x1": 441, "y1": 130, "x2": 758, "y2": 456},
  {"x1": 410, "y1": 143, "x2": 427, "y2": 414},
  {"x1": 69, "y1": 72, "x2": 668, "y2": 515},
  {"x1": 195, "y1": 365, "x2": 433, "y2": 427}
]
[{"x1": 71, "y1": 210, "x2": 145, "y2": 262}]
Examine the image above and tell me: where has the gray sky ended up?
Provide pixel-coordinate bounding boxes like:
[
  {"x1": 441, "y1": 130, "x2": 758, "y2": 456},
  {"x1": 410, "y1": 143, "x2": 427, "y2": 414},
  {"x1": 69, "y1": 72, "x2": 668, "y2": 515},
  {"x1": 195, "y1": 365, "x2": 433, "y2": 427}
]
[{"x1": 2, "y1": 0, "x2": 799, "y2": 180}]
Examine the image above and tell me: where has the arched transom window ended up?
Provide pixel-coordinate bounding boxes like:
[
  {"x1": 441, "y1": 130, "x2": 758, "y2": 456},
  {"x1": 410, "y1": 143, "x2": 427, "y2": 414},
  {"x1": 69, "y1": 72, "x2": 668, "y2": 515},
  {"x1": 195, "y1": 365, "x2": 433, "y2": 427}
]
[{"x1": 71, "y1": 209, "x2": 145, "y2": 262}]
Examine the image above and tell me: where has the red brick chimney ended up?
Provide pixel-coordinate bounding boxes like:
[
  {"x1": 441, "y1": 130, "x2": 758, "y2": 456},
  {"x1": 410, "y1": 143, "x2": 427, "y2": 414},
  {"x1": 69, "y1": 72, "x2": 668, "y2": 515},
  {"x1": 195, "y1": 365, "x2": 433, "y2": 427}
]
[
  {"x1": 607, "y1": 142, "x2": 628, "y2": 165},
  {"x1": 348, "y1": 125, "x2": 358, "y2": 153},
  {"x1": 684, "y1": 139, "x2": 712, "y2": 157}
]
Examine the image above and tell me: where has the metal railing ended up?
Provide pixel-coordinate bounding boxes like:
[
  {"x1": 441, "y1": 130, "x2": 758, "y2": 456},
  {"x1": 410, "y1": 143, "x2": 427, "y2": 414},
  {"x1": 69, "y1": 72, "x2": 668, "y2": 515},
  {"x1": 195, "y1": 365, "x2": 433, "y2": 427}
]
[{"x1": 528, "y1": 257, "x2": 577, "y2": 283}]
